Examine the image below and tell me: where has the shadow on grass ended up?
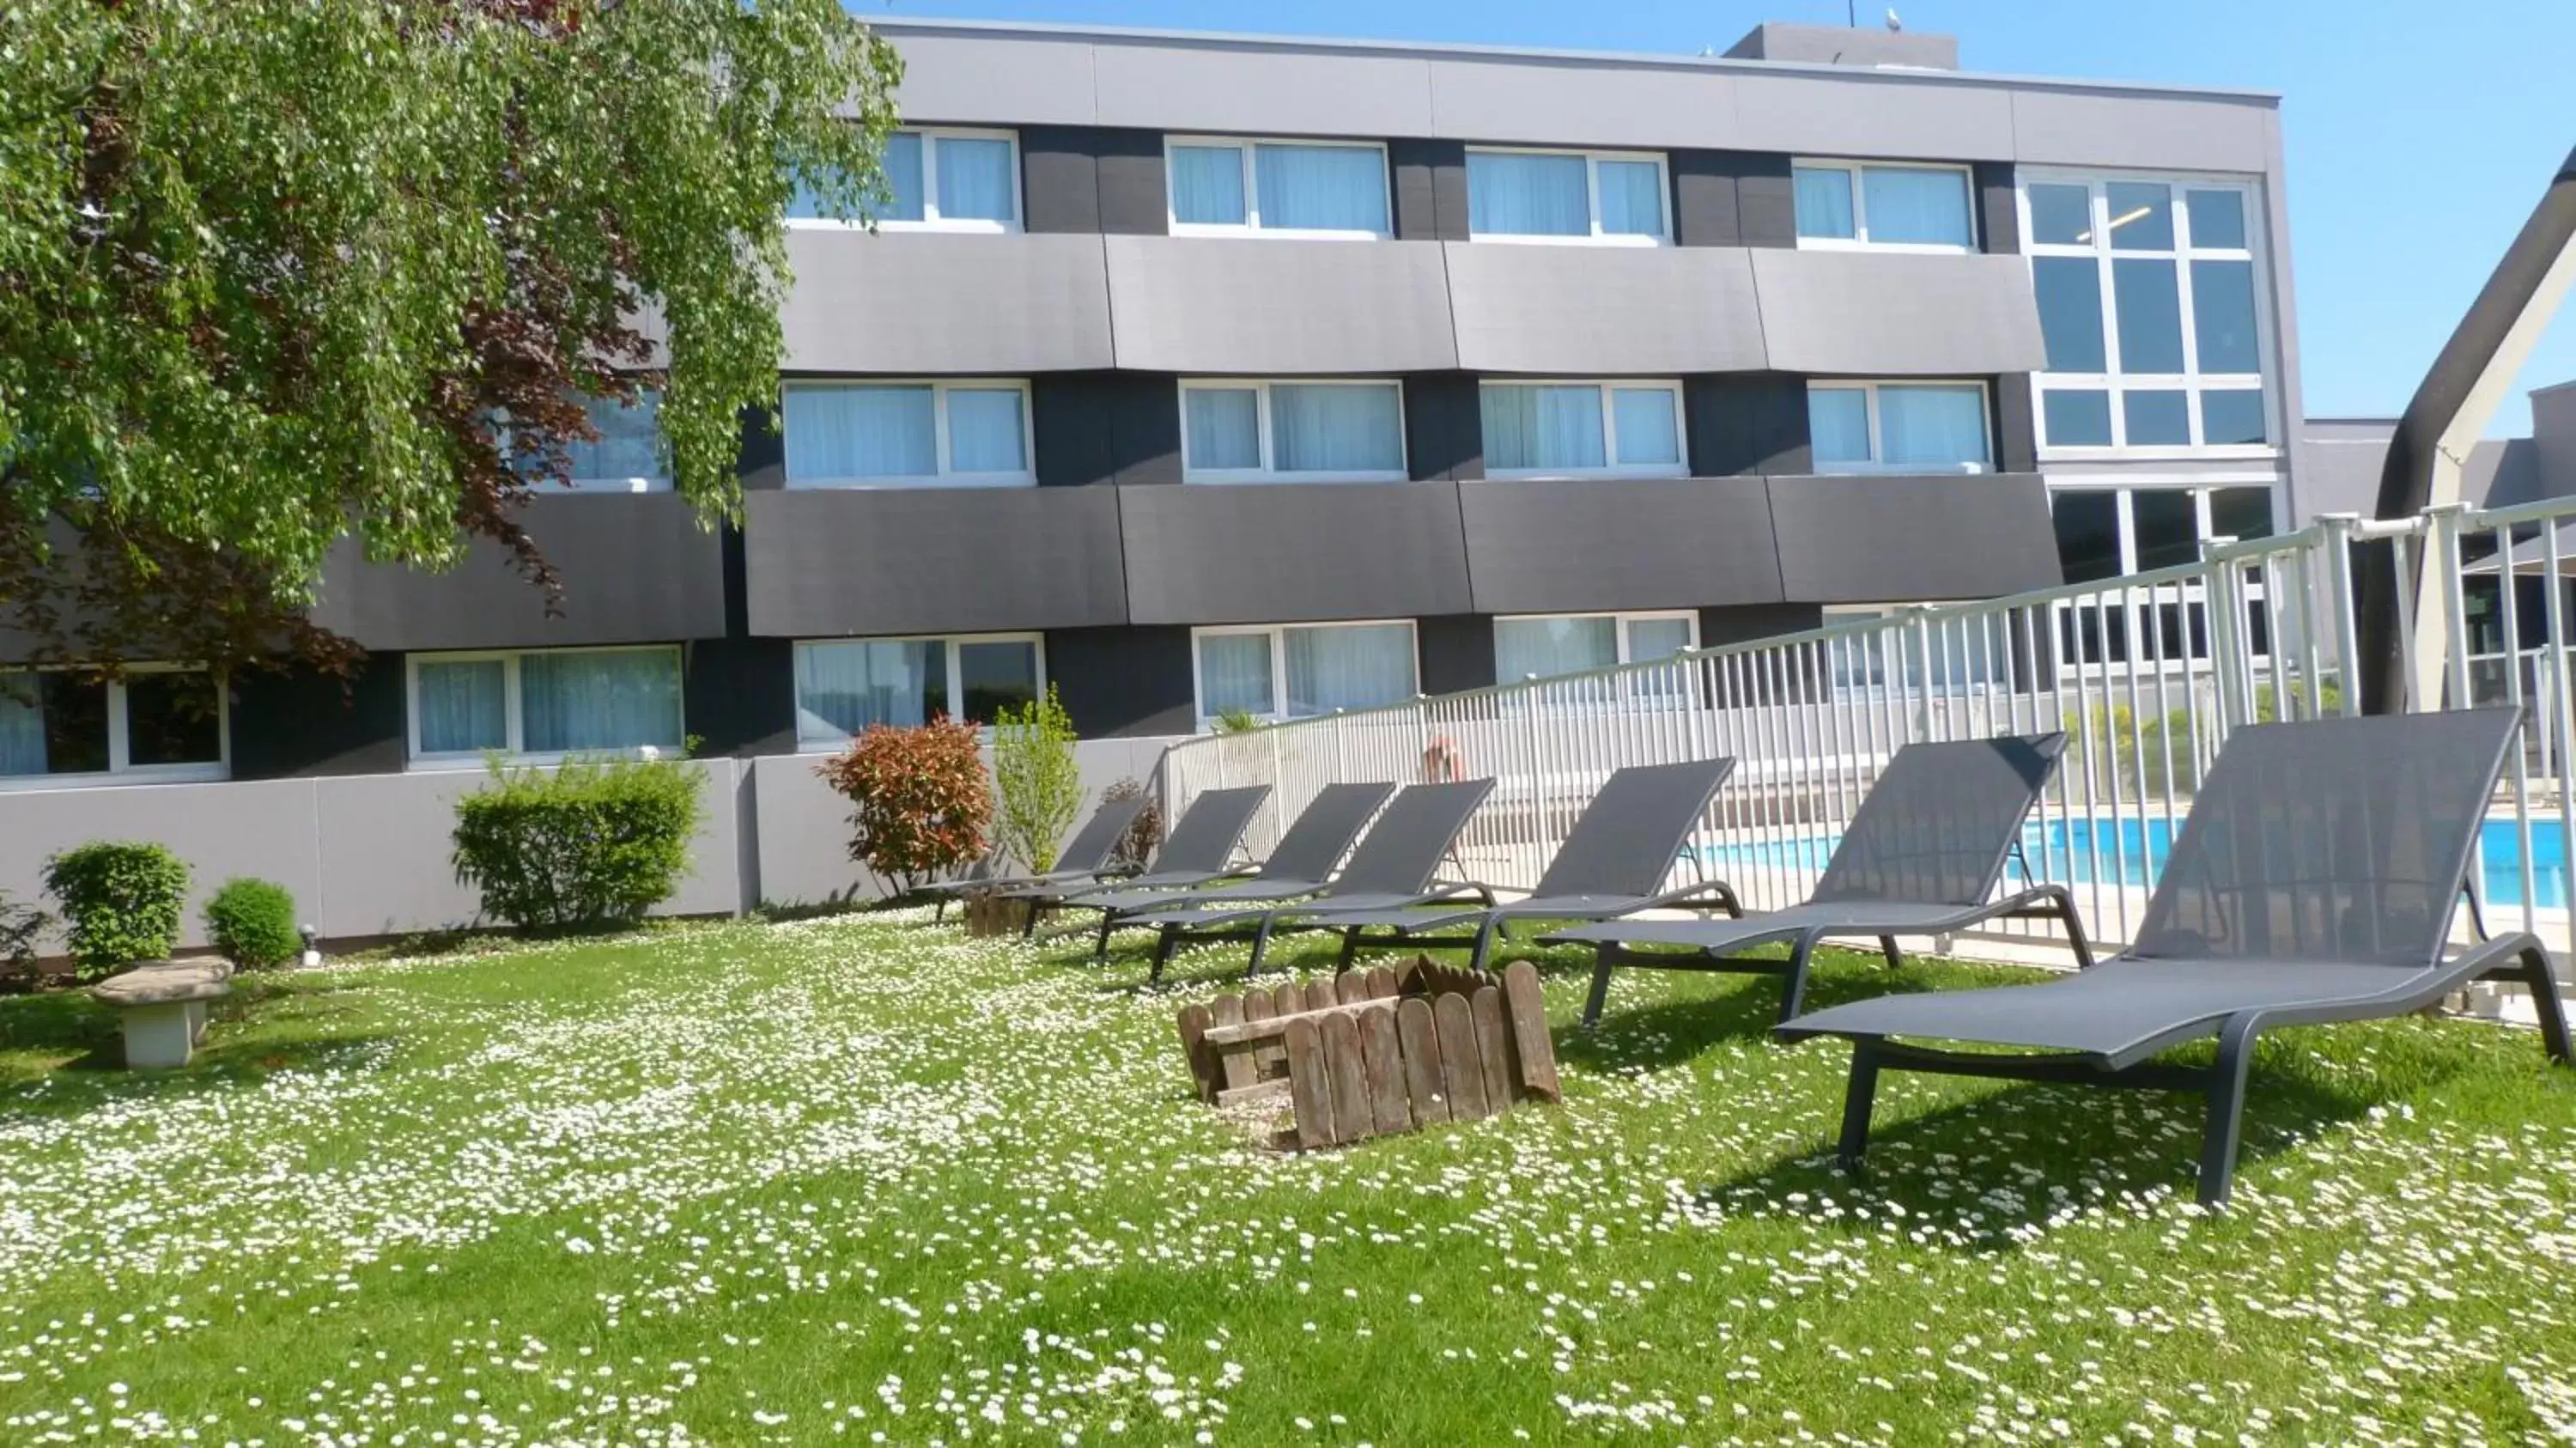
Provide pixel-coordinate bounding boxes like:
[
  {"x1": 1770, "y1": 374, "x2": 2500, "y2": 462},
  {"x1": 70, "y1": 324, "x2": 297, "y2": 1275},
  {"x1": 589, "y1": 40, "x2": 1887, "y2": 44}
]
[{"x1": 0, "y1": 977, "x2": 402, "y2": 1118}]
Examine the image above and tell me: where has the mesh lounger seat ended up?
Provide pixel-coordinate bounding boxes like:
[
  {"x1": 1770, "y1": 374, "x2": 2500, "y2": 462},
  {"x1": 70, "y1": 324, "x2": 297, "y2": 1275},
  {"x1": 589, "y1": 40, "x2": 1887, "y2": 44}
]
[
  {"x1": 1068, "y1": 782, "x2": 1397, "y2": 961},
  {"x1": 1777, "y1": 708, "x2": 2573, "y2": 1208},
  {"x1": 1266, "y1": 758, "x2": 1744, "y2": 971},
  {"x1": 1123, "y1": 779, "x2": 1498, "y2": 982},
  {"x1": 1544, "y1": 734, "x2": 2090, "y2": 1028},
  {"x1": 920, "y1": 794, "x2": 1147, "y2": 919},
  {"x1": 997, "y1": 785, "x2": 1273, "y2": 940}
]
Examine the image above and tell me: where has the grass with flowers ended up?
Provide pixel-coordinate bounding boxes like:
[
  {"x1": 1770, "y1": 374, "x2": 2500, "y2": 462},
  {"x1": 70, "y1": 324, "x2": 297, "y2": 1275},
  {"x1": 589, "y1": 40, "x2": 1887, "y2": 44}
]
[{"x1": 4, "y1": 910, "x2": 2576, "y2": 1445}]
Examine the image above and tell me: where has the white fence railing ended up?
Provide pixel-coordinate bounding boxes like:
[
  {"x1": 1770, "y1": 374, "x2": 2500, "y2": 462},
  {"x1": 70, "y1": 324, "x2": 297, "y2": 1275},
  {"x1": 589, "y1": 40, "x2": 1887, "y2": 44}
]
[{"x1": 1159, "y1": 496, "x2": 2576, "y2": 959}]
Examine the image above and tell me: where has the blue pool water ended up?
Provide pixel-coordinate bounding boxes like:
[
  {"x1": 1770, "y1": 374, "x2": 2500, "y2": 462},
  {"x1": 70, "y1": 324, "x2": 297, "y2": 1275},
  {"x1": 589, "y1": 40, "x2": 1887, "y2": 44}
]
[{"x1": 1699, "y1": 818, "x2": 2573, "y2": 911}]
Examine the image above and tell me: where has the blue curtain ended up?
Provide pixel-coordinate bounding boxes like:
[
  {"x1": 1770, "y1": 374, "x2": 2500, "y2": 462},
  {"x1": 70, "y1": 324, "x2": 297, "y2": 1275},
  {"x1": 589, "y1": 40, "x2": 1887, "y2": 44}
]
[
  {"x1": 416, "y1": 659, "x2": 508, "y2": 756},
  {"x1": 1198, "y1": 634, "x2": 1274, "y2": 718},
  {"x1": 522, "y1": 652, "x2": 683, "y2": 754},
  {"x1": 1270, "y1": 385, "x2": 1404, "y2": 473},
  {"x1": 1794, "y1": 167, "x2": 1855, "y2": 240},
  {"x1": 564, "y1": 392, "x2": 667, "y2": 485},
  {"x1": 1481, "y1": 385, "x2": 1604, "y2": 472},
  {"x1": 934, "y1": 137, "x2": 1016, "y2": 222},
  {"x1": 945, "y1": 389, "x2": 1026, "y2": 474},
  {"x1": 1285, "y1": 624, "x2": 1415, "y2": 716},
  {"x1": 784, "y1": 386, "x2": 937, "y2": 484},
  {"x1": 1170, "y1": 145, "x2": 1247, "y2": 225},
  {"x1": 1495, "y1": 617, "x2": 1616, "y2": 683},
  {"x1": 1860, "y1": 167, "x2": 1971, "y2": 246},
  {"x1": 878, "y1": 134, "x2": 926, "y2": 221},
  {"x1": 1254, "y1": 145, "x2": 1386, "y2": 232},
  {"x1": 1595, "y1": 161, "x2": 1664, "y2": 237},
  {"x1": 1467, "y1": 153, "x2": 1589, "y2": 236},
  {"x1": 1878, "y1": 386, "x2": 1990, "y2": 468},
  {"x1": 1610, "y1": 388, "x2": 1680, "y2": 466},
  {"x1": 797, "y1": 640, "x2": 943, "y2": 740},
  {"x1": 1184, "y1": 389, "x2": 1261, "y2": 472},
  {"x1": 1807, "y1": 388, "x2": 1873, "y2": 465}
]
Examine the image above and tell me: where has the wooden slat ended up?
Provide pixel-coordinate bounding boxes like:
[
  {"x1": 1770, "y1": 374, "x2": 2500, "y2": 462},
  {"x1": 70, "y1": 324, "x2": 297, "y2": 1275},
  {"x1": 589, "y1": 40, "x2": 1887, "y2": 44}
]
[
  {"x1": 1201, "y1": 995, "x2": 1396, "y2": 1047},
  {"x1": 1334, "y1": 970, "x2": 1368, "y2": 1006},
  {"x1": 1396, "y1": 996, "x2": 1449, "y2": 1125},
  {"x1": 1395, "y1": 956, "x2": 1425, "y2": 996},
  {"x1": 1468, "y1": 985, "x2": 1515, "y2": 1110},
  {"x1": 1240, "y1": 989, "x2": 1277, "y2": 1079},
  {"x1": 1501, "y1": 960, "x2": 1561, "y2": 1103},
  {"x1": 1321, "y1": 1013, "x2": 1371, "y2": 1146},
  {"x1": 1255, "y1": 985, "x2": 1293, "y2": 1076},
  {"x1": 1364, "y1": 965, "x2": 1399, "y2": 1000},
  {"x1": 1176, "y1": 1003, "x2": 1216, "y2": 1103},
  {"x1": 1211, "y1": 993, "x2": 1255, "y2": 1094},
  {"x1": 1358, "y1": 1005, "x2": 1412, "y2": 1135},
  {"x1": 1216, "y1": 1078, "x2": 1293, "y2": 1107},
  {"x1": 1434, "y1": 993, "x2": 1491, "y2": 1122},
  {"x1": 1285, "y1": 1017, "x2": 1334, "y2": 1151}
]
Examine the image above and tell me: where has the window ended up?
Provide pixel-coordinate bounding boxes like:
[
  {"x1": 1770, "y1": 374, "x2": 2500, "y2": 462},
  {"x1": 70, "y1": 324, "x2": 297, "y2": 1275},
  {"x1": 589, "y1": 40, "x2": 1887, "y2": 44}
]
[
  {"x1": 1479, "y1": 381, "x2": 1686, "y2": 479},
  {"x1": 1825, "y1": 608, "x2": 2014, "y2": 696},
  {"x1": 1493, "y1": 613, "x2": 1697, "y2": 683},
  {"x1": 1465, "y1": 149, "x2": 1670, "y2": 245},
  {"x1": 0, "y1": 668, "x2": 226, "y2": 787},
  {"x1": 788, "y1": 128, "x2": 1020, "y2": 232},
  {"x1": 783, "y1": 381, "x2": 1032, "y2": 489},
  {"x1": 2047, "y1": 484, "x2": 2278, "y2": 666},
  {"x1": 408, "y1": 647, "x2": 683, "y2": 764},
  {"x1": 794, "y1": 636, "x2": 1042, "y2": 747},
  {"x1": 2023, "y1": 173, "x2": 2272, "y2": 453},
  {"x1": 1179, "y1": 380, "x2": 1406, "y2": 482},
  {"x1": 1794, "y1": 161, "x2": 1976, "y2": 250},
  {"x1": 1194, "y1": 622, "x2": 1418, "y2": 726},
  {"x1": 1166, "y1": 138, "x2": 1390, "y2": 238},
  {"x1": 1806, "y1": 382, "x2": 1992, "y2": 474},
  {"x1": 558, "y1": 391, "x2": 671, "y2": 492}
]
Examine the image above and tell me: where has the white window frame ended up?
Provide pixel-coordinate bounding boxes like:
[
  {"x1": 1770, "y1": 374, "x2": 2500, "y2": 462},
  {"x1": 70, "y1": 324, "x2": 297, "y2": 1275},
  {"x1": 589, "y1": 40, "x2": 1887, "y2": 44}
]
[
  {"x1": 787, "y1": 126, "x2": 1024, "y2": 235},
  {"x1": 0, "y1": 664, "x2": 230, "y2": 791},
  {"x1": 549, "y1": 388, "x2": 672, "y2": 495},
  {"x1": 1188, "y1": 619, "x2": 1422, "y2": 729},
  {"x1": 781, "y1": 379, "x2": 1036, "y2": 490},
  {"x1": 1793, "y1": 159, "x2": 1979, "y2": 254},
  {"x1": 791, "y1": 633, "x2": 1048, "y2": 751},
  {"x1": 1477, "y1": 380, "x2": 1690, "y2": 481},
  {"x1": 1462, "y1": 146, "x2": 1674, "y2": 247},
  {"x1": 1164, "y1": 136, "x2": 1393, "y2": 241},
  {"x1": 2019, "y1": 169, "x2": 2278, "y2": 461},
  {"x1": 404, "y1": 644, "x2": 685, "y2": 770},
  {"x1": 1804, "y1": 380, "x2": 1994, "y2": 475},
  {"x1": 2044, "y1": 478, "x2": 2282, "y2": 675},
  {"x1": 1492, "y1": 611, "x2": 1700, "y2": 682},
  {"x1": 1177, "y1": 379, "x2": 1410, "y2": 484},
  {"x1": 1821, "y1": 604, "x2": 2017, "y2": 697}
]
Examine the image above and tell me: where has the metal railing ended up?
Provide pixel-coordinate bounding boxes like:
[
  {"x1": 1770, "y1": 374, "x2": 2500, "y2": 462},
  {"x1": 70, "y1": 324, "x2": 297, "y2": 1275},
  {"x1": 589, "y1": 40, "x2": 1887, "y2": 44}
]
[{"x1": 1159, "y1": 494, "x2": 2576, "y2": 961}]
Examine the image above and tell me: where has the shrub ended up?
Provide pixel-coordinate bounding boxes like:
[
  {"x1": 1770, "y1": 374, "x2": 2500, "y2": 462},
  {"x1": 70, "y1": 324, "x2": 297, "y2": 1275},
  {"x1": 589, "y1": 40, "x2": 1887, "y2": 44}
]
[
  {"x1": 816, "y1": 718, "x2": 994, "y2": 893},
  {"x1": 1101, "y1": 777, "x2": 1162, "y2": 871},
  {"x1": 451, "y1": 755, "x2": 706, "y2": 932},
  {"x1": 0, "y1": 891, "x2": 46, "y2": 972},
  {"x1": 204, "y1": 878, "x2": 302, "y2": 969},
  {"x1": 41, "y1": 841, "x2": 190, "y2": 979},
  {"x1": 1214, "y1": 709, "x2": 1264, "y2": 734},
  {"x1": 992, "y1": 684, "x2": 1083, "y2": 873}
]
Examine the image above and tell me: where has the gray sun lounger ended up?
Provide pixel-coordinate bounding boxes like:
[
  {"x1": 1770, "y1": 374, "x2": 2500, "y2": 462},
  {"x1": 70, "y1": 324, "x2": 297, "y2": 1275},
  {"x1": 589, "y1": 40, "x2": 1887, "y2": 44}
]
[
  {"x1": 1544, "y1": 733, "x2": 2090, "y2": 1029},
  {"x1": 1069, "y1": 782, "x2": 1398, "y2": 961},
  {"x1": 1123, "y1": 778, "x2": 1498, "y2": 982},
  {"x1": 1777, "y1": 708, "x2": 2573, "y2": 1208},
  {"x1": 997, "y1": 784, "x2": 1273, "y2": 941},
  {"x1": 1266, "y1": 758, "x2": 1745, "y2": 971},
  {"x1": 920, "y1": 794, "x2": 1147, "y2": 917}
]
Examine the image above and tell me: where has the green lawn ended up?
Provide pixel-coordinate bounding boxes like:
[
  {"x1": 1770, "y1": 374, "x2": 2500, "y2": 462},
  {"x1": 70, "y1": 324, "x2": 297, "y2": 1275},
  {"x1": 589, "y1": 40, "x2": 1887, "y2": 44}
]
[{"x1": 4, "y1": 914, "x2": 2576, "y2": 1445}]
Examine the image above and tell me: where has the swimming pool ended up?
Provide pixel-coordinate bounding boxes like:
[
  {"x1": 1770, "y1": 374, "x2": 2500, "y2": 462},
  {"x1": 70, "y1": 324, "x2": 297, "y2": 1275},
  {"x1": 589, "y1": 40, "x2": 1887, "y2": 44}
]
[{"x1": 1697, "y1": 817, "x2": 2573, "y2": 911}]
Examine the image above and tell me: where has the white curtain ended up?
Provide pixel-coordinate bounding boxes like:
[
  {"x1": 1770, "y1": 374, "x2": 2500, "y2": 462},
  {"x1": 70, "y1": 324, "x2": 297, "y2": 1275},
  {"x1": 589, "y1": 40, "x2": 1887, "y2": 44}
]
[
  {"x1": 1625, "y1": 617, "x2": 1693, "y2": 662},
  {"x1": 945, "y1": 388, "x2": 1026, "y2": 473},
  {"x1": 1255, "y1": 145, "x2": 1386, "y2": 232},
  {"x1": 1170, "y1": 145, "x2": 1247, "y2": 225},
  {"x1": 879, "y1": 133, "x2": 926, "y2": 222},
  {"x1": 797, "y1": 640, "x2": 942, "y2": 741},
  {"x1": 1271, "y1": 385, "x2": 1403, "y2": 474},
  {"x1": 934, "y1": 137, "x2": 1016, "y2": 222},
  {"x1": 0, "y1": 677, "x2": 46, "y2": 776},
  {"x1": 1610, "y1": 388, "x2": 1680, "y2": 467},
  {"x1": 1794, "y1": 167, "x2": 1855, "y2": 240},
  {"x1": 1197, "y1": 634, "x2": 1273, "y2": 718},
  {"x1": 1495, "y1": 618, "x2": 1616, "y2": 683},
  {"x1": 1878, "y1": 385, "x2": 1990, "y2": 468},
  {"x1": 565, "y1": 391, "x2": 668, "y2": 484},
  {"x1": 1467, "y1": 152, "x2": 1589, "y2": 236},
  {"x1": 1807, "y1": 388, "x2": 1873, "y2": 466},
  {"x1": 1861, "y1": 167, "x2": 1971, "y2": 246},
  {"x1": 1184, "y1": 388, "x2": 1261, "y2": 472},
  {"x1": 1482, "y1": 385, "x2": 1604, "y2": 472},
  {"x1": 785, "y1": 385, "x2": 937, "y2": 484},
  {"x1": 522, "y1": 652, "x2": 682, "y2": 754},
  {"x1": 1285, "y1": 624, "x2": 1414, "y2": 716},
  {"x1": 1595, "y1": 160, "x2": 1664, "y2": 237},
  {"x1": 416, "y1": 659, "x2": 508, "y2": 755}
]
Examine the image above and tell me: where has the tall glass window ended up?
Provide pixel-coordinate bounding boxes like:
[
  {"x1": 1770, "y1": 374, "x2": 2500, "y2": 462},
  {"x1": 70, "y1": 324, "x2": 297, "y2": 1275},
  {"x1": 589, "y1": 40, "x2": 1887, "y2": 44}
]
[
  {"x1": 1805, "y1": 383, "x2": 1991, "y2": 473},
  {"x1": 0, "y1": 669, "x2": 225, "y2": 784},
  {"x1": 793, "y1": 636, "x2": 1042, "y2": 745}
]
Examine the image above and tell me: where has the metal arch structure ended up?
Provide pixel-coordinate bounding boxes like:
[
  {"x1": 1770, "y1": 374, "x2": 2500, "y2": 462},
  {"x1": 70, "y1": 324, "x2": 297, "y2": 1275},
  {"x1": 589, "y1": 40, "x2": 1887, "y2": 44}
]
[{"x1": 2359, "y1": 144, "x2": 2576, "y2": 715}]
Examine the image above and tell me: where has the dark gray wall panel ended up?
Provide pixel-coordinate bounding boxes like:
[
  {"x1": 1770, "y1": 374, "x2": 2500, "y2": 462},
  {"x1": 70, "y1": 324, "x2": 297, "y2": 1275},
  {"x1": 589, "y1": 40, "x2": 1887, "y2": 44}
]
[
  {"x1": 1048, "y1": 625, "x2": 1198, "y2": 737},
  {"x1": 1768, "y1": 472, "x2": 2063, "y2": 603},
  {"x1": 685, "y1": 636, "x2": 797, "y2": 758},
  {"x1": 1672, "y1": 151, "x2": 1795, "y2": 249},
  {"x1": 1737, "y1": 166, "x2": 1798, "y2": 250},
  {"x1": 1389, "y1": 138, "x2": 1467, "y2": 242},
  {"x1": 1032, "y1": 374, "x2": 1121, "y2": 487},
  {"x1": 738, "y1": 406, "x2": 786, "y2": 490},
  {"x1": 229, "y1": 660, "x2": 408, "y2": 780},
  {"x1": 1105, "y1": 237, "x2": 1456, "y2": 373},
  {"x1": 311, "y1": 494, "x2": 726, "y2": 652},
  {"x1": 1698, "y1": 603, "x2": 1823, "y2": 648},
  {"x1": 782, "y1": 231, "x2": 1115, "y2": 373},
  {"x1": 1417, "y1": 614, "x2": 1496, "y2": 695},
  {"x1": 1686, "y1": 374, "x2": 1811, "y2": 477},
  {"x1": 1460, "y1": 478, "x2": 1784, "y2": 615},
  {"x1": 1020, "y1": 125, "x2": 1103, "y2": 234},
  {"x1": 1093, "y1": 129, "x2": 1170, "y2": 235},
  {"x1": 1994, "y1": 375, "x2": 2038, "y2": 475},
  {"x1": 1109, "y1": 373, "x2": 1184, "y2": 486},
  {"x1": 1403, "y1": 374, "x2": 1483, "y2": 481},
  {"x1": 1444, "y1": 243, "x2": 1765, "y2": 374},
  {"x1": 1975, "y1": 161, "x2": 2019, "y2": 253},
  {"x1": 1750, "y1": 249, "x2": 2046, "y2": 376},
  {"x1": 744, "y1": 489, "x2": 1128, "y2": 636},
  {"x1": 1119, "y1": 482, "x2": 1473, "y2": 625}
]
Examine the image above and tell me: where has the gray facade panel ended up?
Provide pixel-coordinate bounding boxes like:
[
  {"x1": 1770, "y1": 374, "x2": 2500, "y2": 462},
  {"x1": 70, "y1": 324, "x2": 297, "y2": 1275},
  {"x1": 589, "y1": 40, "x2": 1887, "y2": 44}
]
[
  {"x1": 1092, "y1": 40, "x2": 1437, "y2": 137},
  {"x1": 1722, "y1": 22, "x2": 1958, "y2": 70},
  {"x1": 1751, "y1": 249, "x2": 2046, "y2": 376},
  {"x1": 1767, "y1": 472, "x2": 2063, "y2": 603},
  {"x1": 743, "y1": 488, "x2": 1127, "y2": 637},
  {"x1": 309, "y1": 494, "x2": 726, "y2": 652},
  {"x1": 0, "y1": 779, "x2": 328, "y2": 952},
  {"x1": 1459, "y1": 477, "x2": 1785, "y2": 615},
  {"x1": 1119, "y1": 482, "x2": 1473, "y2": 625},
  {"x1": 883, "y1": 31, "x2": 1101, "y2": 125},
  {"x1": 782, "y1": 231, "x2": 1114, "y2": 373},
  {"x1": 1426, "y1": 58, "x2": 1744, "y2": 150},
  {"x1": 2008, "y1": 89, "x2": 2273, "y2": 173},
  {"x1": 1105, "y1": 236, "x2": 1456, "y2": 374},
  {"x1": 1727, "y1": 70, "x2": 2015, "y2": 161},
  {"x1": 1444, "y1": 244, "x2": 1765, "y2": 375}
]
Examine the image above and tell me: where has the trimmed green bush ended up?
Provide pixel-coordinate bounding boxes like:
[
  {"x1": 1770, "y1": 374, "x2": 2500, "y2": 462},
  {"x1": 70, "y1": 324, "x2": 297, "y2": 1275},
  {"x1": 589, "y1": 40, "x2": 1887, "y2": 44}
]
[
  {"x1": 204, "y1": 878, "x2": 302, "y2": 969},
  {"x1": 451, "y1": 756, "x2": 706, "y2": 932},
  {"x1": 41, "y1": 841, "x2": 191, "y2": 979}
]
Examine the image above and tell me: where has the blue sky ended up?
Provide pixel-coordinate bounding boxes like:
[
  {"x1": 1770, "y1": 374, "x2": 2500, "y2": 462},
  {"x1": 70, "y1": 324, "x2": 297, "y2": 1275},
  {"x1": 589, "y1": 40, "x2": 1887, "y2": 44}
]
[{"x1": 854, "y1": 0, "x2": 2576, "y2": 435}]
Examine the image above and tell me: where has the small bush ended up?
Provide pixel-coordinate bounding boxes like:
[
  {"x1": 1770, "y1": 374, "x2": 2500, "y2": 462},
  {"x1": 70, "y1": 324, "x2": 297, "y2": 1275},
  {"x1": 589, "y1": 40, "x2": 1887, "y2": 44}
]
[
  {"x1": 816, "y1": 718, "x2": 993, "y2": 894},
  {"x1": 452, "y1": 756, "x2": 706, "y2": 932},
  {"x1": 41, "y1": 841, "x2": 190, "y2": 979},
  {"x1": 204, "y1": 878, "x2": 302, "y2": 969},
  {"x1": 1101, "y1": 777, "x2": 1162, "y2": 871},
  {"x1": 0, "y1": 891, "x2": 46, "y2": 972},
  {"x1": 993, "y1": 685, "x2": 1083, "y2": 873}
]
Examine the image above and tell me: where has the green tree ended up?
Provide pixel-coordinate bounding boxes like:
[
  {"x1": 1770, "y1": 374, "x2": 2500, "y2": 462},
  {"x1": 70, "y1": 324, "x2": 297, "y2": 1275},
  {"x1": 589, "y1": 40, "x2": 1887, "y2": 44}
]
[
  {"x1": 992, "y1": 686, "x2": 1084, "y2": 874},
  {"x1": 0, "y1": 0, "x2": 902, "y2": 673}
]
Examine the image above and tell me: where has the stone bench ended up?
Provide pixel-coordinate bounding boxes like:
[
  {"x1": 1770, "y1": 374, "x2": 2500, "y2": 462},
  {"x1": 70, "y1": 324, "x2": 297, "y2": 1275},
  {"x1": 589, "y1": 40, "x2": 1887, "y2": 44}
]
[{"x1": 92, "y1": 959, "x2": 235, "y2": 1069}]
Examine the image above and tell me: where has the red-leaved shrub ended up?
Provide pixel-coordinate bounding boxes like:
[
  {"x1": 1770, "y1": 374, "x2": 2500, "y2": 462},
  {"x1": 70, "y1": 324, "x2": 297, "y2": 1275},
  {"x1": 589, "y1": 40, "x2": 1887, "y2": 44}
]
[{"x1": 815, "y1": 718, "x2": 995, "y2": 893}]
